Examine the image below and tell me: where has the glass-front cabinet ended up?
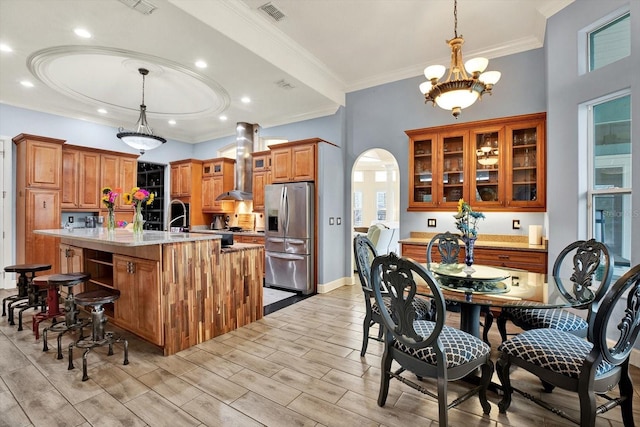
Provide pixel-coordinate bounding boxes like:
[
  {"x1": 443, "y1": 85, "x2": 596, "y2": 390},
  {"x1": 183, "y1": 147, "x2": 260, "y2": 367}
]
[
  {"x1": 409, "y1": 135, "x2": 436, "y2": 208},
  {"x1": 506, "y1": 118, "x2": 546, "y2": 209},
  {"x1": 440, "y1": 132, "x2": 468, "y2": 208},
  {"x1": 407, "y1": 112, "x2": 545, "y2": 212}
]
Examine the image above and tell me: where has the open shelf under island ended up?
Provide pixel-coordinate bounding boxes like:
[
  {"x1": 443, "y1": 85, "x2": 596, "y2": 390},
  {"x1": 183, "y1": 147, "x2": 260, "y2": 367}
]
[{"x1": 34, "y1": 228, "x2": 264, "y2": 355}]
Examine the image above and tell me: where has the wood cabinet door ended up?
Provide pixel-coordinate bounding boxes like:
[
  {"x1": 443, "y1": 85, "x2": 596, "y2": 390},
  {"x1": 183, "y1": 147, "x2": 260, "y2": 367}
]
[
  {"x1": 170, "y1": 165, "x2": 180, "y2": 197},
  {"x1": 252, "y1": 172, "x2": 266, "y2": 211},
  {"x1": 291, "y1": 144, "x2": 315, "y2": 181},
  {"x1": 470, "y1": 126, "x2": 504, "y2": 209},
  {"x1": 118, "y1": 157, "x2": 137, "y2": 209},
  {"x1": 59, "y1": 244, "x2": 84, "y2": 296},
  {"x1": 133, "y1": 258, "x2": 162, "y2": 344},
  {"x1": 211, "y1": 176, "x2": 224, "y2": 211},
  {"x1": 438, "y1": 131, "x2": 469, "y2": 208},
  {"x1": 408, "y1": 134, "x2": 438, "y2": 210},
  {"x1": 270, "y1": 147, "x2": 292, "y2": 182},
  {"x1": 202, "y1": 176, "x2": 214, "y2": 210},
  {"x1": 25, "y1": 189, "x2": 60, "y2": 269},
  {"x1": 101, "y1": 154, "x2": 119, "y2": 195},
  {"x1": 26, "y1": 140, "x2": 62, "y2": 188},
  {"x1": 78, "y1": 151, "x2": 101, "y2": 209},
  {"x1": 61, "y1": 149, "x2": 79, "y2": 208},
  {"x1": 505, "y1": 118, "x2": 546, "y2": 210},
  {"x1": 113, "y1": 255, "x2": 137, "y2": 331}
]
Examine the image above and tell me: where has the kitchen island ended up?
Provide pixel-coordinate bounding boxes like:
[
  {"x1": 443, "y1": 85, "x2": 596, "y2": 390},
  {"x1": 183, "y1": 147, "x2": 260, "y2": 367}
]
[{"x1": 34, "y1": 229, "x2": 264, "y2": 355}]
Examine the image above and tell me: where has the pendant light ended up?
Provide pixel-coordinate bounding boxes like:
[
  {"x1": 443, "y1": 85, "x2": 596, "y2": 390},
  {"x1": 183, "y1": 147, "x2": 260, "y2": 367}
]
[{"x1": 117, "y1": 68, "x2": 166, "y2": 154}]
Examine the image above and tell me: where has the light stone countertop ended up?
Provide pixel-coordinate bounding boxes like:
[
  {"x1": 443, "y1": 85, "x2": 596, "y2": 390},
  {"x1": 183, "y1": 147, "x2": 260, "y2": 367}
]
[{"x1": 34, "y1": 228, "x2": 221, "y2": 247}]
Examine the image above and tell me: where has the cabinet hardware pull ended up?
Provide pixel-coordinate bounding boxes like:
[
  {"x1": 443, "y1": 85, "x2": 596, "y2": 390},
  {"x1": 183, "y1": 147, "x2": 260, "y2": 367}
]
[
  {"x1": 43, "y1": 201, "x2": 46, "y2": 208},
  {"x1": 498, "y1": 255, "x2": 510, "y2": 259}
]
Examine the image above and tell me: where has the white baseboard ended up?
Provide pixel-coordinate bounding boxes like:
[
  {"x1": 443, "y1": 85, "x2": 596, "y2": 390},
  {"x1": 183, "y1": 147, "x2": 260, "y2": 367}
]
[{"x1": 317, "y1": 276, "x2": 353, "y2": 294}]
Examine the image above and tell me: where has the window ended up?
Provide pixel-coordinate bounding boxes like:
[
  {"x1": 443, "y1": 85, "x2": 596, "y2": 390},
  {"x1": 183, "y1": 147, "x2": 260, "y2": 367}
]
[
  {"x1": 374, "y1": 171, "x2": 387, "y2": 182},
  {"x1": 587, "y1": 92, "x2": 632, "y2": 276},
  {"x1": 376, "y1": 192, "x2": 386, "y2": 221},
  {"x1": 353, "y1": 171, "x2": 364, "y2": 182},
  {"x1": 588, "y1": 12, "x2": 630, "y2": 71},
  {"x1": 353, "y1": 191, "x2": 363, "y2": 226}
]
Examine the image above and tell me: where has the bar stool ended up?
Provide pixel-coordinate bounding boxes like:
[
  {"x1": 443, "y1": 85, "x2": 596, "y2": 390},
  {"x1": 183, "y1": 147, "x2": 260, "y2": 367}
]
[
  {"x1": 3, "y1": 264, "x2": 51, "y2": 330},
  {"x1": 31, "y1": 275, "x2": 60, "y2": 339},
  {"x1": 68, "y1": 289, "x2": 129, "y2": 381},
  {"x1": 41, "y1": 273, "x2": 91, "y2": 359}
]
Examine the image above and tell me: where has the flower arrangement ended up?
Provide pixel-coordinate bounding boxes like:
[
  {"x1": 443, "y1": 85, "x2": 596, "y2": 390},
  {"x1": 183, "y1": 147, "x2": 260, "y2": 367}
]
[
  {"x1": 123, "y1": 187, "x2": 154, "y2": 235},
  {"x1": 454, "y1": 199, "x2": 485, "y2": 239},
  {"x1": 101, "y1": 187, "x2": 120, "y2": 209},
  {"x1": 123, "y1": 187, "x2": 154, "y2": 208},
  {"x1": 101, "y1": 187, "x2": 120, "y2": 231}
]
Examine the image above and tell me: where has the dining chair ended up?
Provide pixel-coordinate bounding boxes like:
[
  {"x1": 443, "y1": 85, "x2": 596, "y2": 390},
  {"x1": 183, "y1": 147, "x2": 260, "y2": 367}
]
[
  {"x1": 496, "y1": 239, "x2": 613, "y2": 343},
  {"x1": 496, "y1": 263, "x2": 640, "y2": 427},
  {"x1": 371, "y1": 252, "x2": 493, "y2": 427},
  {"x1": 353, "y1": 236, "x2": 432, "y2": 357},
  {"x1": 427, "y1": 231, "x2": 495, "y2": 345}
]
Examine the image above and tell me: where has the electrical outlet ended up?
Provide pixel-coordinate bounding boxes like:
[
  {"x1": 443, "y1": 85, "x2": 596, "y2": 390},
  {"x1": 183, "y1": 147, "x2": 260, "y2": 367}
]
[
  {"x1": 512, "y1": 219, "x2": 521, "y2": 229},
  {"x1": 427, "y1": 218, "x2": 436, "y2": 227},
  {"x1": 329, "y1": 217, "x2": 334, "y2": 225},
  {"x1": 68, "y1": 216, "x2": 74, "y2": 223},
  {"x1": 336, "y1": 217, "x2": 341, "y2": 225}
]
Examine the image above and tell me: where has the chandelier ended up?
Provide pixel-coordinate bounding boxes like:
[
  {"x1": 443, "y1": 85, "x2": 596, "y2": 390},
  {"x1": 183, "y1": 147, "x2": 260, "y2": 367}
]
[
  {"x1": 419, "y1": 0, "x2": 501, "y2": 118},
  {"x1": 476, "y1": 136, "x2": 498, "y2": 166},
  {"x1": 117, "y1": 68, "x2": 166, "y2": 154}
]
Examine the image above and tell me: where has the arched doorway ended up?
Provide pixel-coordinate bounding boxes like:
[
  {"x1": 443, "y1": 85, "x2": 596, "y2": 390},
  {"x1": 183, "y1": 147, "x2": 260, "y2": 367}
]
[{"x1": 351, "y1": 149, "x2": 400, "y2": 267}]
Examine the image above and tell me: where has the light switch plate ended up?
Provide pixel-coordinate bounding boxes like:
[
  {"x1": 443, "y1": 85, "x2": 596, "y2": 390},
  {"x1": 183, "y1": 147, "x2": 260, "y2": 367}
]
[
  {"x1": 427, "y1": 218, "x2": 436, "y2": 227},
  {"x1": 336, "y1": 217, "x2": 341, "y2": 225},
  {"x1": 329, "y1": 217, "x2": 334, "y2": 225}
]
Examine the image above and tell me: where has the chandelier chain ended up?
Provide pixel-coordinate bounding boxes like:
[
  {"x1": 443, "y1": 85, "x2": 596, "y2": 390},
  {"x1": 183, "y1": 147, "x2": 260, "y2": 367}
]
[
  {"x1": 141, "y1": 73, "x2": 145, "y2": 106},
  {"x1": 453, "y1": 0, "x2": 458, "y2": 38}
]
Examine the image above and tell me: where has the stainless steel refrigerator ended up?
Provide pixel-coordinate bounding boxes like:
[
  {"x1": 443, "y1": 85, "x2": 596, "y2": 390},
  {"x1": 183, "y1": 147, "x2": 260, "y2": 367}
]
[{"x1": 264, "y1": 182, "x2": 314, "y2": 294}]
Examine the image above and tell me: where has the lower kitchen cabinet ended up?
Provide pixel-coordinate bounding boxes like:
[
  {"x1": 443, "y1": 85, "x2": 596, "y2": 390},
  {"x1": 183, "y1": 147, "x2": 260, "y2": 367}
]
[{"x1": 113, "y1": 255, "x2": 162, "y2": 345}]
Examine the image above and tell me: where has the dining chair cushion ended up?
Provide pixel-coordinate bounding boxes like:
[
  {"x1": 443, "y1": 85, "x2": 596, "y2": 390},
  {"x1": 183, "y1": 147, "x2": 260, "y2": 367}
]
[
  {"x1": 498, "y1": 328, "x2": 615, "y2": 378},
  {"x1": 394, "y1": 320, "x2": 490, "y2": 368},
  {"x1": 505, "y1": 307, "x2": 587, "y2": 332},
  {"x1": 372, "y1": 296, "x2": 432, "y2": 320}
]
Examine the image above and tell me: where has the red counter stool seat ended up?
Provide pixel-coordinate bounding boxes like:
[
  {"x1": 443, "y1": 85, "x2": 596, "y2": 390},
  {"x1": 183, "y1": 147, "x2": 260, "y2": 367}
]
[
  {"x1": 3, "y1": 264, "x2": 51, "y2": 329},
  {"x1": 42, "y1": 273, "x2": 91, "y2": 359},
  {"x1": 68, "y1": 289, "x2": 129, "y2": 381},
  {"x1": 31, "y1": 275, "x2": 61, "y2": 339}
]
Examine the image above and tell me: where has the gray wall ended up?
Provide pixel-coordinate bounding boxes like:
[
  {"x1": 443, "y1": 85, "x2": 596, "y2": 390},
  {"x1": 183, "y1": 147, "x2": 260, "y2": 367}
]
[{"x1": 545, "y1": 0, "x2": 639, "y2": 268}]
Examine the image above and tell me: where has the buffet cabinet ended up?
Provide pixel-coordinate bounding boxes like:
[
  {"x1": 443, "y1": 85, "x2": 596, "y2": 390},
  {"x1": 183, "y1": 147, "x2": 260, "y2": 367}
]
[
  {"x1": 400, "y1": 243, "x2": 547, "y2": 274},
  {"x1": 13, "y1": 134, "x2": 64, "y2": 271},
  {"x1": 407, "y1": 112, "x2": 546, "y2": 212}
]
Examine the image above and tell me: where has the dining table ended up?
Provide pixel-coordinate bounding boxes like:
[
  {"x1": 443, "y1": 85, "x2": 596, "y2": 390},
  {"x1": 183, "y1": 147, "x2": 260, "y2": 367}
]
[{"x1": 418, "y1": 263, "x2": 594, "y2": 341}]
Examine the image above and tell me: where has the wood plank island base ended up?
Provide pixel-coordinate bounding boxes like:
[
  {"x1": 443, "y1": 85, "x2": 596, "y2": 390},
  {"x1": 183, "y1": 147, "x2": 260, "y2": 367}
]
[{"x1": 34, "y1": 229, "x2": 264, "y2": 355}]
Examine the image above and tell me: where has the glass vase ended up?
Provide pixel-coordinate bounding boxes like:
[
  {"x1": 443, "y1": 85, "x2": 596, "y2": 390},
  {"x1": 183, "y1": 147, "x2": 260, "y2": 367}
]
[
  {"x1": 133, "y1": 205, "x2": 144, "y2": 237},
  {"x1": 462, "y1": 236, "x2": 476, "y2": 274},
  {"x1": 107, "y1": 209, "x2": 116, "y2": 232}
]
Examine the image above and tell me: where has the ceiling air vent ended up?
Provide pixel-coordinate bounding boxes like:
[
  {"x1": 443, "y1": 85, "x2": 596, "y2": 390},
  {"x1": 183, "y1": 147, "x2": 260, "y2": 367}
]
[
  {"x1": 259, "y1": 2, "x2": 285, "y2": 22},
  {"x1": 117, "y1": 0, "x2": 158, "y2": 15}
]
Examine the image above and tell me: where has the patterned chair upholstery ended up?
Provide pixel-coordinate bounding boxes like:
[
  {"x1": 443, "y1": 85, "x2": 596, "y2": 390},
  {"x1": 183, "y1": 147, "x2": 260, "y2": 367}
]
[
  {"x1": 353, "y1": 236, "x2": 432, "y2": 357},
  {"x1": 497, "y1": 263, "x2": 640, "y2": 427},
  {"x1": 372, "y1": 253, "x2": 493, "y2": 427},
  {"x1": 427, "y1": 232, "x2": 495, "y2": 345},
  {"x1": 497, "y1": 239, "x2": 613, "y2": 342}
]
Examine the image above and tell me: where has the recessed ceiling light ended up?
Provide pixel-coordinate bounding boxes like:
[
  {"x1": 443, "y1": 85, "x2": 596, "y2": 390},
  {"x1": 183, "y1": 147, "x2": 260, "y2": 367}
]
[
  {"x1": 241, "y1": 96, "x2": 251, "y2": 104},
  {"x1": 168, "y1": 120, "x2": 176, "y2": 125},
  {"x1": 74, "y1": 28, "x2": 92, "y2": 39},
  {"x1": 0, "y1": 43, "x2": 13, "y2": 53},
  {"x1": 97, "y1": 108, "x2": 108, "y2": 114},
  {"x1": 20, "y1": 80, "x2": 34, "y2": 88},
  {"x1": 219, "y1": 115, "x2": 228, "y2": 121},
  {"x1": 195, "y1": 60, "x2": 207, "y2": 69}
]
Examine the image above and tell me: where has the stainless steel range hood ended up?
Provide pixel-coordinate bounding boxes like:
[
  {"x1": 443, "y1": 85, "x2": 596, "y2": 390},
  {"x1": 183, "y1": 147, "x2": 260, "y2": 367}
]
[{"x1": 215, "y1": 122, "x2": 259, "y2": 201}]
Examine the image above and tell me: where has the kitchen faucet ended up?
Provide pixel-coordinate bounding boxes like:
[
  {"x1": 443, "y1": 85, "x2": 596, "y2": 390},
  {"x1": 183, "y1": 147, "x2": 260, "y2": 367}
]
[{"x1": 165, "y1": 199, "x2": 187, "y2": 231}]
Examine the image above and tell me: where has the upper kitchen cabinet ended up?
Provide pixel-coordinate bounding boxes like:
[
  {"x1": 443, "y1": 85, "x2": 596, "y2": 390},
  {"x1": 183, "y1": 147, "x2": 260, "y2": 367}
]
[
  {"x1": 170, "y1": 159, "x2": 202, "y2": 198},
  {"x1": 202, "y1": 158, "x2": 235, "y2": 213},
  {"x1": 406, "y1": 112, "x2": 546, "y2": 212},
  {"x1": 251, "y1": 150, "x2": 272, "y2": 212},
  {"x1": 13, "y1": 134, "x2": 64, "y2": 189},
  {"x1": 99, "y1": 152, "x2": 138, "y2": 210},
  {"x1": 13, "y1": 134, "x2": 65, "y2": 270},
  {"x1": 61, "y1": 145, "x2": 101, "y2": 210},
  {"x1": 270, "y1": 139, "x2": 317, "y2": 183}
]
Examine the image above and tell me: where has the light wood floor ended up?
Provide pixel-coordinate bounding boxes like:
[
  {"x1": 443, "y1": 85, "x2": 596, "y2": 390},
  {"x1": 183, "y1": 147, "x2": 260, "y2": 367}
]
[{"x1": 1, "y1": 285, "x2": 638, "y2": 427}]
